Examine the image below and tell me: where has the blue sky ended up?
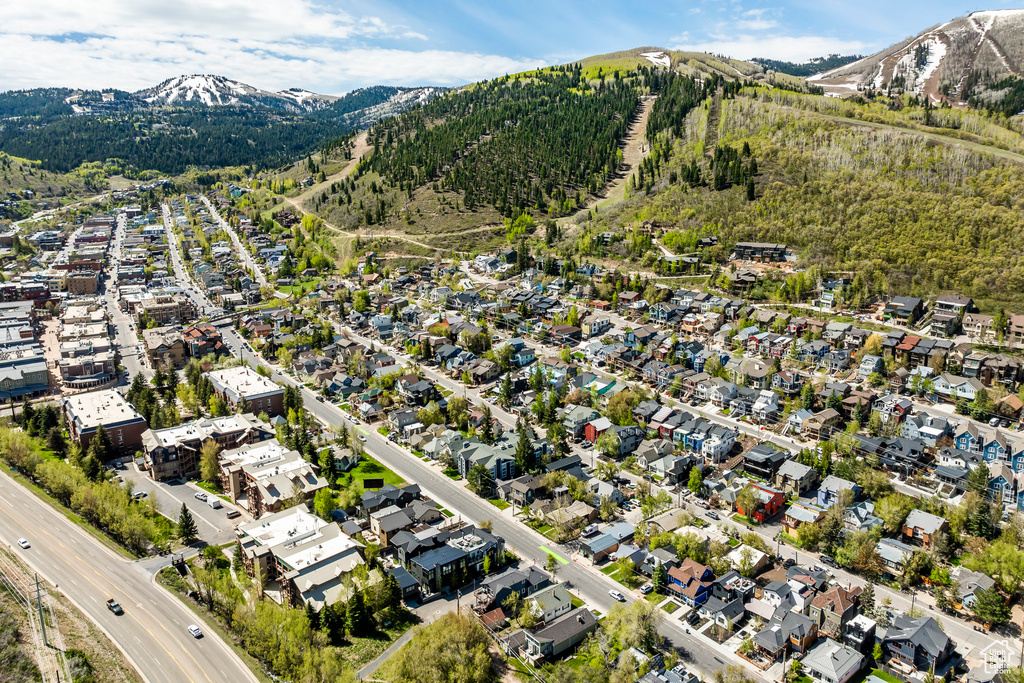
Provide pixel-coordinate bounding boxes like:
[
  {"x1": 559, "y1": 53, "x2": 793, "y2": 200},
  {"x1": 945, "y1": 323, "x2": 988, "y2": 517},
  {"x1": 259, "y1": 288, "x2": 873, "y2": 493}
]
[{"x1": 2, "y1": 0, "x2": 1023, "y2": 93}]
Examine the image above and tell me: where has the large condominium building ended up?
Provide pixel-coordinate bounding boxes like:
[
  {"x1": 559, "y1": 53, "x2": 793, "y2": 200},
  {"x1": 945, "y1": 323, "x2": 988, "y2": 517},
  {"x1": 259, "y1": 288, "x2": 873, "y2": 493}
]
[
  {"x1": 140, "y1": 413, "x2": 275, "y2": 480},
  {"x1": 238, "y1": 504, "x2": 365, "y2": 607},
  {"x1": 207, "y1": 366, "x2": 285, "y2": 417},
  {"x1": 62, "y1": 389, "x2": 148, "y2": 458},
  {"x1": 219, "y1": 439, "x2": 328, "y2": 517}
]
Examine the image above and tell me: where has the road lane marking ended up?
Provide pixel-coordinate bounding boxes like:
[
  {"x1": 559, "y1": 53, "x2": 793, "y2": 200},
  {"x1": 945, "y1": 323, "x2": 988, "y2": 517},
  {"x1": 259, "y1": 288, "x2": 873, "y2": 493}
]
[
  {"x1": 0, "y1": 478, "x2": 220, "y2": 683},
  {"x1": 539, "y1": 547, "x2": 568, "y2": 564}
]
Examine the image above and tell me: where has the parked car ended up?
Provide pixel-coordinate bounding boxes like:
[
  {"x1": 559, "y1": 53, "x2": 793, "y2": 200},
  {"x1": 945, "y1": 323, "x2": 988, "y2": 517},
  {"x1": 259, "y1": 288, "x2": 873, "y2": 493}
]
[
  {"x1": 226, "y1": 509, "x2": 241, "y2": 519},
  {"x1": 194, "y1": 492, "x2": 207, "y2": 501},
  {"x1": 819, "y1": 554, "x2": 837, "y2": 568},
  {"x1": 640, "y1": 583, "x2": 654, "y2": 595},
  {"x1": 782, "y1": 558, "x2": 795, "y2": 569},
  {"x1": 706, "y1": 511, "x2": 720, "y2": 520},
  {"x1": 608, "y1": 590, "x2": 626, "y2": 602}
]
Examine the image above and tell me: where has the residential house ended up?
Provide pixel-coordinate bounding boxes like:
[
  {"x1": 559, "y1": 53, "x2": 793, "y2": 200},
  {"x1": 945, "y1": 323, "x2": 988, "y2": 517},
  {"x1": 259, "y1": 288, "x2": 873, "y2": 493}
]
[
  {"x1": 808, "y1": 585, "x2": 859, "y2": 639},
  {"x1": 742, "y1": 444, "x2": 789, "y2": 480},
  {"x1": 801, "y1": 639, "x2": 865, "y2": 683},
  {"x1": 667, "y1": 558, "x2": 715, "y2": 607},
  {"x1": 735, "y1": 483, "x2": 785, "y2": 523},
  {"x1": 875, "y1": 539, "x2": 915, "y2": 578},
  {"x1": 817, "y1": 476, "x2": 859, "y2": 508},
  {"x1": 775, "y1": 460, "x2": 819, "y2": 496},
  {"x1": 783, "y1": 502, "x2": 827, "y2": 535},
  {"x1": 753, "y1": 610, "x2": 819, "y2": 662},
  {"x1": 901, "y1": 509, "x2": 949, "y2": 548},
  {"x1": 879, "y1": 615, "x2": 955, "y2": 673},
  {"x1": 844, "y1": 501, "x2": 883, "y2": 533},
  {"x1": 519, "y1": 607, "x2": 597, "y2": 664},
  {"x1": 804, "y1": 409, "x2": 841, "y2": 440}
]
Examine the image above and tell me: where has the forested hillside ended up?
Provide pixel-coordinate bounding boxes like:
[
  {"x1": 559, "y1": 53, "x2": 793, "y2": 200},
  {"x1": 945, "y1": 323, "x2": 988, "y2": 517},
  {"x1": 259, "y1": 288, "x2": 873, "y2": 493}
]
[
  {"x1": 0, "y1": 83, "x2": 439, "y2": 177},
  {"x1": 305, "y1": 65, "x2": 709, "y2": 240},
  {"x1": 571, "y1": 83, "x2": 1024, "y2": 307},
  {"x1": 751, "y1": 55, "x2": 863, "y2": 78}
]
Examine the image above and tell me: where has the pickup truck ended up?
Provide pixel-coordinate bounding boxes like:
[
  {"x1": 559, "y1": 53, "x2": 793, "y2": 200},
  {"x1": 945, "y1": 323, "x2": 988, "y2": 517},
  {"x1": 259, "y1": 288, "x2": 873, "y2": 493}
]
[{"x1": 106, "y1": 599, "x2": 124, "y2": 615}]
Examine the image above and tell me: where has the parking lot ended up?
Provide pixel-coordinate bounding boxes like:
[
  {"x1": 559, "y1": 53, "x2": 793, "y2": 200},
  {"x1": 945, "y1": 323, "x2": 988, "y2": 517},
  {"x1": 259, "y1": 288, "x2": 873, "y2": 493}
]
[{"x1": 118, "y1": 464, "x2": 243, "y2": 545}]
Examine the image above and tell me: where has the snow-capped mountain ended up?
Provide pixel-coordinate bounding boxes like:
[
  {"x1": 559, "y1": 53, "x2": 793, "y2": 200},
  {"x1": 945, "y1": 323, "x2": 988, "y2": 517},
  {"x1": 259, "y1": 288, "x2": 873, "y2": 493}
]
[
  {"x1": 809, "y1": 9, "x2": 1024, "y2": 104},
  {"x1": 339, "y1": 86, "x2": 446, "y2": 127},
  {"x1": 136, "y1": 75, "x2": 339, "y2": 112}
]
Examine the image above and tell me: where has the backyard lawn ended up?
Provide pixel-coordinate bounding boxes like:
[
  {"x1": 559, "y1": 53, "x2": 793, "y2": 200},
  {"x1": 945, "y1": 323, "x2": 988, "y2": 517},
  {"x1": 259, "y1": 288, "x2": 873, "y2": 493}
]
[{"x1": 350, "y1": 455, "x2": 404, "y2": 487}]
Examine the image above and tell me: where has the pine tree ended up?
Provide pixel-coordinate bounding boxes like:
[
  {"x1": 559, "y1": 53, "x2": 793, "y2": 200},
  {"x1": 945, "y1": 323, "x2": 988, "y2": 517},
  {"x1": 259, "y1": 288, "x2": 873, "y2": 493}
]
[
  {"x1": 481, "y1": 405, "x2": 494, "y2": 444},
  {"x1": 346, "y1": 590, "x2": 369, "y2": 636},
  {"x1": 178, "y1": 503, "x2": 199, "y2": 544},
  {"x1": 653, "y1": 562, "x2": 668, "y2": 595},
  {"x1": 514, "y1": 419, "x2": 534, "y2": 475},
  {"x1": 46, "y1": 427, "x2": 66, "y2": 455},
  {"x1": 860, "y1": 582, "x2": 876, "y2": 618},
  {"x1": 384, "y1": 573, "x2": 402, "y2": 610},
  {"x1": 232, "y1": 541, "x2": 245, "y2": 573},
  {"x1": 91, "y1": 424, "x2": 114, "y2": 462},
  {"x1": 499, "y1": 372, "x2": 513, "y2": 408}
]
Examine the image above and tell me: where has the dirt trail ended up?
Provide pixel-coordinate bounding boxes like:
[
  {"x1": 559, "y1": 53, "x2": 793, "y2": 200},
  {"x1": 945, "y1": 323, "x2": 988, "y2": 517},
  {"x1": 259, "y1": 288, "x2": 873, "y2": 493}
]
[
  {"x1": 292, "y1": 130, "x2": 371, "y2": 209},
  {"x1": 704, "y1": 88, "x2": 722, "y2": 157},
  {"x1": 561, "y1": 96, "x2": 656, "y2": 223}
]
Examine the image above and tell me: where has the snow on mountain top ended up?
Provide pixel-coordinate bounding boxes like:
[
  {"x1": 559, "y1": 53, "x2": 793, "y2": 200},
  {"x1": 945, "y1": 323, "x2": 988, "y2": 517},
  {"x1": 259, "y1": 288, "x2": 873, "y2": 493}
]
[
  {"x1": 142, "y1": 74, "x2": 257, "y2": 106},
  {"x1": 640, "y1": 51, "x2": 671, "y2": 67},
  {"x1": 968, "y1": 8, "x2": 1024, "y2": 20}
]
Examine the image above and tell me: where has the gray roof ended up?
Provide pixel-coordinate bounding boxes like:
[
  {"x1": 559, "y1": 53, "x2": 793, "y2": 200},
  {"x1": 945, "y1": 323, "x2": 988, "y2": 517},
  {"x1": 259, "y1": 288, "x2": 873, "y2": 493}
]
[
  {"x1": 904, "y1": 509, "x2": 947, "y2": 534},
  {"x1": 777, "y1": 459, "x2": 813, "y2": 480},
  {"x1": 876, "y1": 539, "x2": 915, "y2": 565},
  {"x1": 802, "y1": 638, "x2": 865, "y2": 682},
  {"x1": 529, "y1": 607, "x2": 596, "y2": 645},
  {"x1": 882, "y1": 615, "x2": 951, "y2": 657},
  {"x1": 820, "y1": 475, "x2": 857, "y2": 492}
]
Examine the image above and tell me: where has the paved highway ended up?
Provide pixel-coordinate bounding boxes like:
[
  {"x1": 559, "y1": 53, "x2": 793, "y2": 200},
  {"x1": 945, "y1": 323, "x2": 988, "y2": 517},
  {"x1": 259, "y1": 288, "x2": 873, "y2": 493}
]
[{"x1": 0, "y1": 471, "x2": 259, "y2": 683}]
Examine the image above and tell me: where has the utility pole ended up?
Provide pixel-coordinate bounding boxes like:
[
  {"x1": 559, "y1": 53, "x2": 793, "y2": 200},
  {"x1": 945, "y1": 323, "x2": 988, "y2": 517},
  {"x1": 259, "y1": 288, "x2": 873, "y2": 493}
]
[{"x1": 35, "y1": 574, "x2": 47, "y2": 647}]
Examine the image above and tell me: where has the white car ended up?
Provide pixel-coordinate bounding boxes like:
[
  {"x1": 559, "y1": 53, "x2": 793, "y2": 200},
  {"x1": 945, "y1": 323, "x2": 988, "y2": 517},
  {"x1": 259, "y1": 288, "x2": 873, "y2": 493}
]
[
  {"x1": 187, "y1": 624, "x2": 203, "y2": 638},
  {"x1": 608, "y1": 589, "x2": 625, "y2": 602},
  {"x1": 17, "y1": 538, "x2": 30, "y2": 549},
  {"x1": 358, "y1": 435, "x2": 367, "y2": 442}
]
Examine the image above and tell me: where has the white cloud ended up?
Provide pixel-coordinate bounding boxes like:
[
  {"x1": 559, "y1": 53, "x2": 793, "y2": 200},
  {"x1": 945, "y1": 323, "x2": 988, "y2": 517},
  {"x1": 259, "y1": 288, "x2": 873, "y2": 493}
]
[
  {"x1": 0, "y1": 0, "x2": 544, "y2": 93},
  {"x1": 735, "y1": 9, "x2": 779, "y2": 31},
  {"x1": 672, "y1": 34, "x2": 869, "y2": 62},
  {"x1": 0, "y1": 32, "x2": 546, "y2": 92}
]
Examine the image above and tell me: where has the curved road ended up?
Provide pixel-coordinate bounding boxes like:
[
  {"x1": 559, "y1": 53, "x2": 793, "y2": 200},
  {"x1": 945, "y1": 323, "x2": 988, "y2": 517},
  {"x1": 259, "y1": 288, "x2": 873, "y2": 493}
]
[{"x1": 0, "y1": 471, "x2": 259, "y2": 683}]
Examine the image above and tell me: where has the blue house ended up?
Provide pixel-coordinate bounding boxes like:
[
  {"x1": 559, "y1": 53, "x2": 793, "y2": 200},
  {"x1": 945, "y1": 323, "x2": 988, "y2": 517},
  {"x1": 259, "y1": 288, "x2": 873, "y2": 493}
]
[
  {"x1": 817, "y1": 475, "x2": 860, "y2": 508},
  {"x1": 668, "y1": 559, "x2": 715, "y2": 607}
]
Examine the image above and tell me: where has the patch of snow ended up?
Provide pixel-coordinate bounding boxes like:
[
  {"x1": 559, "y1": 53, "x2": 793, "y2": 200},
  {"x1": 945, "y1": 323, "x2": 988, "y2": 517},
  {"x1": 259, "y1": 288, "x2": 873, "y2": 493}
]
[
  {"x1": 969, "y1": 9, "x2": 1024, "y2": 21},
  {"x1": 640, "y1": 51, "x2": 671, "y2": 67},
  {"x1": 915, "y1": 37, "x2": 947, "y2": 92}
]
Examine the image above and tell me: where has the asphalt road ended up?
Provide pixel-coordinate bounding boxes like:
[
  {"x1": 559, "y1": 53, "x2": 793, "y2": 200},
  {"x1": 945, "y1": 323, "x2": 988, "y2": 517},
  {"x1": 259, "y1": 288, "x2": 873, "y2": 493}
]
[
  {"x1": 199, "y1": 196, "x2": 269, "y2": 289},
  {"x1": 119, "y1": 467, "x2": 238, "y2": 547},
  {"x1": 106, "y1": 214, "x2": 149, "y2": 382},
  {"x1": 209, "y1": 327, "x2": 736, "y2": 679},
  {"x1": 0, "y1": 471, "x2": 259, "y2": 683}
]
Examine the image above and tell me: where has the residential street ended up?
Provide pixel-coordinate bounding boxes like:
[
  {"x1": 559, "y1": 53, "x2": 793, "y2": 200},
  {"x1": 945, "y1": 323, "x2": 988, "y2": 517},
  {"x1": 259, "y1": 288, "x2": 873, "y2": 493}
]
[{"x1": 0, "y1": 471, "x2": 259, "y2": 683}]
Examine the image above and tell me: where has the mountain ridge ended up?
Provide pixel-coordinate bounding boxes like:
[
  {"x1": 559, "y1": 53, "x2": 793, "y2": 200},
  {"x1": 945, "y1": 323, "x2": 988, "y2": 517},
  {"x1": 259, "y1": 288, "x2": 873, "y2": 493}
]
[{"x1": 809, "y1": 9, "x2": 1024, "y2": 106}]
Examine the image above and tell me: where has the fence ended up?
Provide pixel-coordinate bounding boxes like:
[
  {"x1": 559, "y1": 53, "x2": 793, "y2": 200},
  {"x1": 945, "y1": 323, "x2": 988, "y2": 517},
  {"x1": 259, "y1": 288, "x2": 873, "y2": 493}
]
[{"x1": 0, "y1": 549, "x2": 72, "y2": 683}]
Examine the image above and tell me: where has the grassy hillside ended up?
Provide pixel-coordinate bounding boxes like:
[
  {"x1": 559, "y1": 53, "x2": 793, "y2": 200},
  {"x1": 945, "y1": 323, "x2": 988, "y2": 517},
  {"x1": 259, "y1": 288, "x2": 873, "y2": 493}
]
[
  {"x1": 570, "y1": 85, "x2": 1024, "y2": 308},
  {"x1": 0, "y1": 152, "x2": 93, "y2": 197}
]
